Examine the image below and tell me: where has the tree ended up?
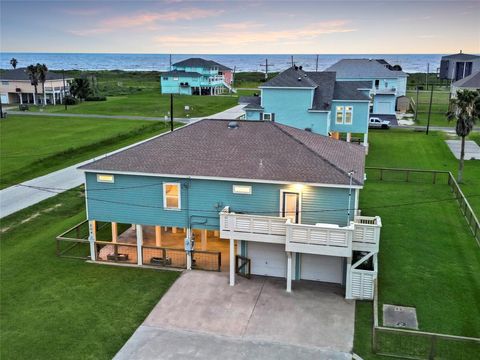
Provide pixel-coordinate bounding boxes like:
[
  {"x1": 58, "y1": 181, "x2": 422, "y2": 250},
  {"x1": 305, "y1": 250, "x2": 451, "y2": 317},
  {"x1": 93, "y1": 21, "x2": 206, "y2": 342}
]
[
  {"x1": 10, "y1": 58, "x2": 18, "y2": 69},
  {"x1": 69, "y1": 78, "x2": 92, "y2": 100},
  {"x1": 446, "y1": 89, "x2": 480, "y2": 183},
  {"x1": 36, "y1": 63, "x2": 49, "y2": 106},
  {"x1": 26, "y1": 64, "x2": 39, "y2": 105}
]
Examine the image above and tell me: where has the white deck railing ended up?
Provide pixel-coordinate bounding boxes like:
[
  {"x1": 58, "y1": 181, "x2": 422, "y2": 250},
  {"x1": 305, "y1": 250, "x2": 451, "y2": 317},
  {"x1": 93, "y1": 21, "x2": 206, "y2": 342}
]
[
  {"x1": 352, "y1": 216, "x2": 382, "y2": 251},
  {"x1": 219, "y1": 207, "x2": 288, "y2": 243},
  {"x1": 285, "y1": 220, "x2": 354, "y2": 256}
]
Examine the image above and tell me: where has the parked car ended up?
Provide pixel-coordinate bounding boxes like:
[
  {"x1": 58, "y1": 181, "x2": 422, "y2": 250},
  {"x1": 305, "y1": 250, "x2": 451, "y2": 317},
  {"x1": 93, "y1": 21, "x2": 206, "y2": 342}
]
[{"x1": 369, "y1": 117, "x2": 390, "y2": 129}]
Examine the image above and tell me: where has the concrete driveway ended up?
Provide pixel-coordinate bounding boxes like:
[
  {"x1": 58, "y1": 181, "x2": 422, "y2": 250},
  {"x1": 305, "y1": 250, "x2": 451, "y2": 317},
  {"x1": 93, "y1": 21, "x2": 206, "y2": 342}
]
[{"x1": 114, "y1": 271, "x2": 355, "y2": 360}]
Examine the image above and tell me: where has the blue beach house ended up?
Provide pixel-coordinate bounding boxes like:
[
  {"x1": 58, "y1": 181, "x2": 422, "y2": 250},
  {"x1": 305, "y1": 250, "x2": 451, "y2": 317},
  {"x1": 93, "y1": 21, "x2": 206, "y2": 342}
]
[
  {"x1": 243, "y1": 66, "x2": 372, "y2": 146},
  {"x1": 76, "y1": 119, "x2": 382, "y2": 300},
  {"x1": 161, "y1": 58, "x2": 234, "y2": 95},
  {"x1": 326, "y1": 59, "x2": 408, "y2": 117}
]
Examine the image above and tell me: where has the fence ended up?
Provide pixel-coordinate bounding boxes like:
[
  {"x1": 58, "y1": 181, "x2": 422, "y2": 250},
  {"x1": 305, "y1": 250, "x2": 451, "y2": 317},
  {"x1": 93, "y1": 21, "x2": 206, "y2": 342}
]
[
  {"x1": 95, "y1": 241, "x2": 138, "y2": 264},
  {"x1": 192, "y1": 250, "x2": 222, "y2": 272},
  {"x1": 366, "y1": 167, "x2": 480, "y2": 245},
  {"x1": 142, "y1": 246, "x2": 187, "y2": 269},
  {"x1": 372, "y1": 281, "x2": 480, "y2": 359},
  {"x1": 56, "y1": 220, "x2": 91, "y2": 259}
]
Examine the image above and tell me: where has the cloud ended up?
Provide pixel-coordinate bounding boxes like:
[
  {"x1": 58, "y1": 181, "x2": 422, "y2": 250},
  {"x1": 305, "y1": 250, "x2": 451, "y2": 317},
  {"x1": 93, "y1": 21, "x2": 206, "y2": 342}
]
[
  {"x1": 69, "y1": 8, "x2": 224, "y2": 36},
  {"x1": 216, "y1": 21, "x2": 263, "y2": 31},
  {"x1": 61, "y1": 8, "x2": 105, "y2": 16},
  {"x1": 417, "y1": 35, "x2": 436, "y2": 39},
  {"x1": 154, "y1": 20, "x2": 356, "y2": 48}
]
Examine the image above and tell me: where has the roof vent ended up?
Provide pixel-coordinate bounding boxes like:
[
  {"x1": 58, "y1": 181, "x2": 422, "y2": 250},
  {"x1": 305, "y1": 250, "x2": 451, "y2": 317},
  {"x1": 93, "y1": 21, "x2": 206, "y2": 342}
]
[
  {"x1": 299, "y1": 65, "x2": 303, "y2": 70},
  {"x1": 228, "y1": 121, "x2": 239, "y2": 129},
  {"x1": 298, "y1": 77, "x2": 302, "y2": 81}
]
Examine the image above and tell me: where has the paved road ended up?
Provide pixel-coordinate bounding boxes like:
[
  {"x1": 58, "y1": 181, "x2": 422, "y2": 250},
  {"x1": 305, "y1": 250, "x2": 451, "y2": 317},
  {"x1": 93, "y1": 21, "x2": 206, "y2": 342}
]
[
  {"x1": 0, "y1": 105, "x2": 245, "y2": 218},
  {"x1": 5, "y1": 104, "x2": 246, "y2": 123}
]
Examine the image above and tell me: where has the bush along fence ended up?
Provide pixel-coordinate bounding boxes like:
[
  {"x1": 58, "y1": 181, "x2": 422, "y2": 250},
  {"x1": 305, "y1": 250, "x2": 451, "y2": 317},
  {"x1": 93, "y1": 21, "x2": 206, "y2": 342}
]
[
  {"x1": 366, "y1": 167, "x2": 480, "y2": 246},
  {"x1": 372, "y1": 280, "x2": 480, "y2": 360}
]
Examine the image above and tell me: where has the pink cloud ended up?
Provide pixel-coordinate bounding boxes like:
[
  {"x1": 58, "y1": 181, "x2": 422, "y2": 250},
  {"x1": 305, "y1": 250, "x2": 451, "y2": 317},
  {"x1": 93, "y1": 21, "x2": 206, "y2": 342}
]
[{"x1": 69, "y1": 8, "x2": 223, "y2": 36}]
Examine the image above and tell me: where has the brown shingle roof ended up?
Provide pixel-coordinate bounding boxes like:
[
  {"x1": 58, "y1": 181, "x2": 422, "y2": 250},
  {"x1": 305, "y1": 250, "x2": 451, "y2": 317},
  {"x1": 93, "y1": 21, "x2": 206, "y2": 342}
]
[{"x1": 79, "y1": 120, "x2": 365, "y2": 186}]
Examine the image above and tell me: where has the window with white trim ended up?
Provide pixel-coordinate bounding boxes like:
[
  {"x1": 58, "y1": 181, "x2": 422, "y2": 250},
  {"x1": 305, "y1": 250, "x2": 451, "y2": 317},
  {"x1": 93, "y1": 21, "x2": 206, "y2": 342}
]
[
  {"x1": 163, "y1": 183, "x2": 181, "y2": 210},
  {"x1": 173, "y1": 77, "x2": 179, "y2": 81},
  {"x1": 345, "y1": 106, "x2": 353, "y2": 124},
  {"x1": 335, "y1": 106, "x2": 353, "y2": 125},
  {"x1": 97, "y1": 174, "x2": 114, "y2": 183},
  {"x1": 262, "y1": 113, "x2": 272, "y2": 121},
  {"x1": 233, "y1": 185, "x2": 252, "y2": 195},
  {"x1": 335, "y1": 106, "x2": 344, "y2": 124}
]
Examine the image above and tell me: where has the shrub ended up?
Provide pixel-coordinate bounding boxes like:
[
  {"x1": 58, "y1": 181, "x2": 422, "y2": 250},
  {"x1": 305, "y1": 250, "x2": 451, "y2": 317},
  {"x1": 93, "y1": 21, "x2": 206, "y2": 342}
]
[
  {"x1": 18, "y1": 104, "x2": 29, "y2": 111},
  {"x1": 85, "y1": 95, "x2": 107, "y2": 101},
  {"x1": 63, "y1": 96, "x2": 78, "y2": 105}
]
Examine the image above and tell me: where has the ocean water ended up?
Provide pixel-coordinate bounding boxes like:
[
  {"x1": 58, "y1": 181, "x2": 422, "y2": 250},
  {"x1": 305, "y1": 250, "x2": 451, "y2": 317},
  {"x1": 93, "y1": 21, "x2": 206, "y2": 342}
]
[{"x1": 0, "y1": 52, "x2": 444, "y2": 73}]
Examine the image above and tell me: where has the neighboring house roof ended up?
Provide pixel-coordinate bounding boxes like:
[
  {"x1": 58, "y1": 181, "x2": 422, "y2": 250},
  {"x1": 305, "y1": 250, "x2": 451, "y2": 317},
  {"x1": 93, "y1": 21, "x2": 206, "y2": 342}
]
[
  {"x1": 333, "y1": 81, "x2": 372, "y2": 101},
  {"x1": 452, "y1": 70, "x2": 480, "y2": 88},
  {"x1": 240, "y1": 96, "x2": 263, "y2": 110},
  {"x1": 172, "y1": 57, "x2": 232, "y2": 71},
  {"x1": 261, "y1": 66, "x2": 318, "y2": 88},
  {"x1": 80, "y1": 119, "x2": 365, "y2": 186},
  {"x1": 162, "y1": 70, "x2": 202, "y2": 78},
  {"x1": 0, "y1": 67, "x2": 71, "y2": 81},
  {"x1": 306, "y1": 72, "x2": 336, "y2": 110},
  {"x1": 325, "y1": 59, "x2": 408, "y2": 78},
  {"x1": 441, "y1": 52, "x2": 480, "y2": 61}
]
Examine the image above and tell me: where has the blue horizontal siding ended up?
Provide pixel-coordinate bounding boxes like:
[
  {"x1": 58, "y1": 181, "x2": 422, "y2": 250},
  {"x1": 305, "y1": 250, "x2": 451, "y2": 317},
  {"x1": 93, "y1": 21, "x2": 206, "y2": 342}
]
[
  {"x1": 85, "y1": 173, "x2": 356, "y2": 228},
  {"x1": 329, "y1": 100, "x2": 369, "y2": 133}
]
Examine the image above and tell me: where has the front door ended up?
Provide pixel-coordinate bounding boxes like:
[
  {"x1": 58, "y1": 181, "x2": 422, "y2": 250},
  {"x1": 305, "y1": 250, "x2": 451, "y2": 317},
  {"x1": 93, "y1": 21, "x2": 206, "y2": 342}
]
[{"x1": 282, "y1": 192, "x2": 300, "y2": 223}]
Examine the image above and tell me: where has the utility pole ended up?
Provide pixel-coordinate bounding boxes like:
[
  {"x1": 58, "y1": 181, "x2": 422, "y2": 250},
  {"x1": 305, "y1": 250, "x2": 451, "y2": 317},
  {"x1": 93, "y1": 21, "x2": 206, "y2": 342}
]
[
  {"x1": 291, "y1": 55, "x2": 294, "y2": 67},
  {"x1": 62, "y1": 69, "x2": 67, "y2": 111},
  {"x1": 0, "y1": 96, "x2": 3, "y2": 119},
  {"x1": 414, "y1": 86, "x2": 419, "y2": 123},
  {"x1": 315, "y1": 55, "x2": 319, "y2": 72},
  {"x1": 426, "y1": 84, "x2": 433, "y2": 135},
  {"x1": 260, "y1": 58, "x2": 273, "y2": 80},
  {"x1": 170, "y1": 93, "x2": 174, "y2": 131},
  {"x1": 232, "y1": 65, "x2": 236, "y2": 89},
  {"x1": 169, "y1": 54, "x2": 172, "y2": 71}
]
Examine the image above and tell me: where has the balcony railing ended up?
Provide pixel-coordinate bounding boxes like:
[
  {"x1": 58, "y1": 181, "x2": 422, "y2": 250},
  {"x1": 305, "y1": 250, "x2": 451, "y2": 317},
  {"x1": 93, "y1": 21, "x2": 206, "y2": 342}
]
[
  {"x1": 219, "y1": 207, "x2": 381, "y2": 256},
  {"x1": 208, "y1": 75, "x2": 224, "y2": 83},
  {"x1": 352, "y1": 216, "x2": 382, "y2": 251},
  {"x1": 285, "y1": 220, "x2": 354, "y2": 256},
  {"x1": 219, "y1": 207, "x2": 287, "y2": 243}
]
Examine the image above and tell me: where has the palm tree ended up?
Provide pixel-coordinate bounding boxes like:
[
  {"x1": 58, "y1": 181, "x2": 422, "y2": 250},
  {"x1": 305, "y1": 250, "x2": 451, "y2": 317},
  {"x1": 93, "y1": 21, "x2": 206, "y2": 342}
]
[
  {"x1": 446, "y1": 89, "x2": 480, "y2": 183},
  {"x1": 36, "y1": 63, "x2": 49, "y2": 106},
  {"x1": 10, "y1": 58, "x2": 18, "y2": 69},
  {"x1": 26, "y1": 64, "x2": 39, "y2": 105}
]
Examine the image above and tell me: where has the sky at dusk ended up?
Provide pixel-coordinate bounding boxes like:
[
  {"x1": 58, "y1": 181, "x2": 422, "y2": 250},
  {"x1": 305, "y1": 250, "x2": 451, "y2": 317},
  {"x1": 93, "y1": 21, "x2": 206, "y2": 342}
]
[{"x1": 1, "y1": 0, "x2": 479, "y2": 54}]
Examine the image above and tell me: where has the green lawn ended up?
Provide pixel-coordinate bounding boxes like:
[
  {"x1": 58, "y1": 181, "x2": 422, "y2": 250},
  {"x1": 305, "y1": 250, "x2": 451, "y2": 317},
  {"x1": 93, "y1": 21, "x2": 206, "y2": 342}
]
[
  {"x1": 27, "y1": 90, "x2": 238, "y2": 118},
  {"x1": 0, "y1": 187, "x2": 180, "y2": 359},
  {"x1": 0, "y1": 115, "x2": 177, "y2": 188},
  {"x1": 405, "y1": 89, "x2": 453, "y2": 127},
  {"x1": 354, "y1": 129, "x2": 480, "y2": 359}
]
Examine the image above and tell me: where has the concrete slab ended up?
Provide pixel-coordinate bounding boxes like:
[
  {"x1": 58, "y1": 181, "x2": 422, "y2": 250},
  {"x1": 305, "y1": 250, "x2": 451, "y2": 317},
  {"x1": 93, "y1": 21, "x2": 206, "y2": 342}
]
[
  {"x1": 383, "y1": 304, "x2": 418, "y2": 330},
  {"x1": 445, "y1": 140, "x2": 480, "y2": 160},
  {"x1": 114, "y1": 325, "x2": 351, "y2": 360},
  {"x1": 118, "y1": 271, "x2": 355, "y2": 359}
]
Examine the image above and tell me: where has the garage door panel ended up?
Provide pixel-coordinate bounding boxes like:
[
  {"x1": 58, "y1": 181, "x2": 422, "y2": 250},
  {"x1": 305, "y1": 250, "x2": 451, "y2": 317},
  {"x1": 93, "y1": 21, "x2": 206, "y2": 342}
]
[
  {"x1": 301, "y1": 254, "x2": 343, "y2": 284},
  {"x1": 248, "y1": 242, "x2": 286, "y2": 278}
]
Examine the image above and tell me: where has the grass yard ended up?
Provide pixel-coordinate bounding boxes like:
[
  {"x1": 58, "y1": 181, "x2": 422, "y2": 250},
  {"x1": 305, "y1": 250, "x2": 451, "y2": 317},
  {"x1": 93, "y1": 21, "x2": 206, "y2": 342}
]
[
  {"x1": 0, "y1": 115, "x2": 177, "y2": 188},
  {"x1": 0, "y1": 187, "x2": 180, "y2": 359},
  {"x1": 27, "y1": 90, "x2": 238, "y2": 118},
  {"x1": 354, "y1": 129, "x2": 480, "y2": 359},
  {"x1": 405, "y1": 89, "x2": 453, "y2": 127}
]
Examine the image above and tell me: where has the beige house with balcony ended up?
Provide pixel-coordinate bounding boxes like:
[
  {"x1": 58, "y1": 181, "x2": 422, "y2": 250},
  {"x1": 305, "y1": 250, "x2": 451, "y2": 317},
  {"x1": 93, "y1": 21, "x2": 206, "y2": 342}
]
[{"x1": 0, "y1": 68, "x2": 73, "y2": 105}]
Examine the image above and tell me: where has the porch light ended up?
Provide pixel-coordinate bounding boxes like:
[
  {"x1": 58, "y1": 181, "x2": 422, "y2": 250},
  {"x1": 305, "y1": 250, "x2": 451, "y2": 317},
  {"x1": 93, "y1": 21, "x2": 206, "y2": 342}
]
[
  {"x1": 97, "y1": 174, "x2": 114, "y2": 183},
  {"x1": 293, "y1": 183, "x2": 304, "y2": 192}
]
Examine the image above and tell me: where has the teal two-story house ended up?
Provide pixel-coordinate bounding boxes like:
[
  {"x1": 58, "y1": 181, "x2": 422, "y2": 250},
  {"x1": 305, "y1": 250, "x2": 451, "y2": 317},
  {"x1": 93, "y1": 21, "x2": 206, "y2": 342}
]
[
  {"x1": 77, "y1": 119, "x2": 382, "y2": 300},
  {"x1": 161, "y1": 58, "x2": 234, "y2": 95},
  {"x1": 326, "y1": 59, "x2": 408, "y2": 117},
  {"x1": 243, "y1": 66, "x2": 372, "y2": 146}
]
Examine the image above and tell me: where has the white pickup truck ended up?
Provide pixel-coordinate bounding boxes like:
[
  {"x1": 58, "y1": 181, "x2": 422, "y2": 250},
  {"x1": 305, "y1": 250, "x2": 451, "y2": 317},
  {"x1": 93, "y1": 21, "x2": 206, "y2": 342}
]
[{"x1": 369, "y1": 117, "x2": 391, "y2": 129}]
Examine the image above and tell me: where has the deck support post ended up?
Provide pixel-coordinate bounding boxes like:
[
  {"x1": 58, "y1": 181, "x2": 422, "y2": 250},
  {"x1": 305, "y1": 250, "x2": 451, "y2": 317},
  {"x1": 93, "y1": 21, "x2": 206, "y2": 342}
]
[
  {"x1": 172, "y1": 227, "x2": 177, "y2": 234},
  {"x1": 186, "y1": 228, "x2": 192, "y2": 270},
  {"x1": 363, "y1": 132, "x2": 369, "y2": 147},
  {"x1": 346, "y1": 132, "x2": 352, "y2": 142},
  {"x1": 201, "y1": 229, "x2": 208, "y2": 250},
  {"x1": 345, "y1": 257, "x2": 352, "y2": 299},
  {"x1": 111, "y1": 222, "x2": 117, "y2": 243},
  {"x1": 155, "y1": 225, "x2": 162, "y2": 247},
  {"x1": 286, "y1": 251, "x2": 293, "y2": 292},
  {"x1": 136, "y1": 225, "x2": 143, "y2": 266},
  {"x1": 88, "y1": 220, "x2": 96, "y2": 261},
  {"x1": 228, "y1": 215, "x2": 235, "y2": 286}
]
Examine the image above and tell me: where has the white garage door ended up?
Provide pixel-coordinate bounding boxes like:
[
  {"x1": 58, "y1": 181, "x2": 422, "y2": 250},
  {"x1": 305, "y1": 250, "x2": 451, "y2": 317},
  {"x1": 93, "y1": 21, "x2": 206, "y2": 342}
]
[
  {"x1": 376, "y1": 101, "x2": 391, "y2": 114},
  {"x1": 301, "y1": 254, "x2": 343, "y2": 284},
  {"x1": 248, "y1": 242, "x2": 286, "y2": 278}
]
